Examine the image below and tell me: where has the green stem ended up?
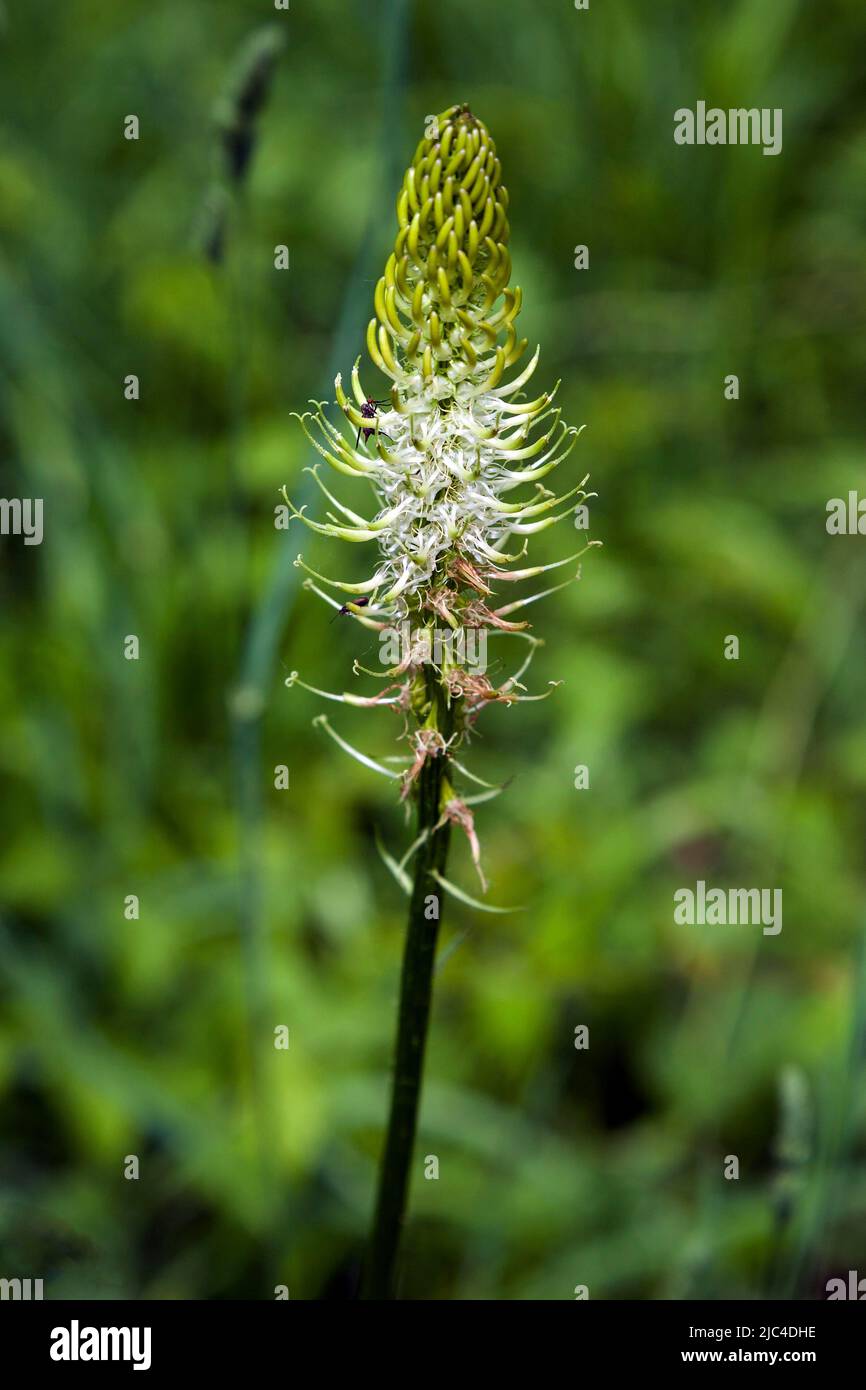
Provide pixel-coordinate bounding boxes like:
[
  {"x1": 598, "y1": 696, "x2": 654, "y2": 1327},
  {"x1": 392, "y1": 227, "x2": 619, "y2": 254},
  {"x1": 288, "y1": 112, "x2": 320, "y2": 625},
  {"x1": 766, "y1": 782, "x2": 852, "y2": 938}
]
[{"x1": 361, "y1": 681, "x2": 455, "y2": 1300}]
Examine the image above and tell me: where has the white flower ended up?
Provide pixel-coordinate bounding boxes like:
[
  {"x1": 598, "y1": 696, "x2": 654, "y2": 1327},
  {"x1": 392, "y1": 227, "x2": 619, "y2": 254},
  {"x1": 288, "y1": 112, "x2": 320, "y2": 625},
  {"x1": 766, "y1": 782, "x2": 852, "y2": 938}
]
[{"x1": 288, "y1": 353, "x2": 594, "y2": 633}]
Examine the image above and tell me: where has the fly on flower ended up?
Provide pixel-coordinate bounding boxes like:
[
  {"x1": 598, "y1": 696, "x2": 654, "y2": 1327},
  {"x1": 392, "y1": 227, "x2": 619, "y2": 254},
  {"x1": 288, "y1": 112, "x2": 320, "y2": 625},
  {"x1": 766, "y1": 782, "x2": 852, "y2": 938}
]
[
  {"x1": 329, "y1": 596, "x2": 371, "y2": 624},
  {"x1": 353, "y1": 396, "x2": 391, "y2": 449}
]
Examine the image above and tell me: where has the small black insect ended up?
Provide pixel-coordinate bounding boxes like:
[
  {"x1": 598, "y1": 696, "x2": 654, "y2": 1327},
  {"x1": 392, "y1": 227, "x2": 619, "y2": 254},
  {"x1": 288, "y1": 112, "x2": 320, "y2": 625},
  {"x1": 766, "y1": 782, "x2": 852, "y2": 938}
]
[
  {"x1": 355, "y1": 397, "x2": 391, "y2": 448},
  {"x1": 329, "y1": 596, "x2": 371, "y2": 624}
]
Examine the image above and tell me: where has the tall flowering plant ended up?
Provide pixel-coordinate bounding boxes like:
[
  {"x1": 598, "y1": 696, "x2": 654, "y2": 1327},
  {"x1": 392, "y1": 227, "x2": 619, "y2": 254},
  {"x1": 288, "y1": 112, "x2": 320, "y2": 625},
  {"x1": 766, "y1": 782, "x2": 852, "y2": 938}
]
[{"x1": 285, "y1": 104, "x2": 598, "y2": 1297}]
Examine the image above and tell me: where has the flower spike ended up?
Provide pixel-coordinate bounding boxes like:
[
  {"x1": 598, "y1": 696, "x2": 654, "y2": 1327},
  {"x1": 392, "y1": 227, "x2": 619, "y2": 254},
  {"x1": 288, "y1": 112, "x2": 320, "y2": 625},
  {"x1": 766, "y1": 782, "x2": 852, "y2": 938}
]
[{"x1": 285, "y1": 105, "x2": 599, "y2": 899}]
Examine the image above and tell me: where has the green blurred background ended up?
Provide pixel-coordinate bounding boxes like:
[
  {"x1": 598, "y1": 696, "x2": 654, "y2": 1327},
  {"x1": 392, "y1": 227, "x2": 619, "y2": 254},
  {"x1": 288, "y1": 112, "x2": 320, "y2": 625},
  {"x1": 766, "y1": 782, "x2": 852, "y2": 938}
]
[{"x1": 2, "y1": 0, "x2": 866, "y2": 1300}]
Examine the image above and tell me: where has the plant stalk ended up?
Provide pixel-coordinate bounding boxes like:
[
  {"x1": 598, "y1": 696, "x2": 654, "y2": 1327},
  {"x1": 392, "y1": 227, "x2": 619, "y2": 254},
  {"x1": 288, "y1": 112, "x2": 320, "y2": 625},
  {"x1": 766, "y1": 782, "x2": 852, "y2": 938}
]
[{"x1": 361, "y1": 682, "x2": 454, "y2": 1299}]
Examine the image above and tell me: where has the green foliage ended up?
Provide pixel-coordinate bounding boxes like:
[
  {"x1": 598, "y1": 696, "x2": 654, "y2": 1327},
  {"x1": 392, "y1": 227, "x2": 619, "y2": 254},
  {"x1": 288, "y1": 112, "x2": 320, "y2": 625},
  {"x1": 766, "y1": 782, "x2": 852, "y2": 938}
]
[{"x1": 2, "y1": 0, "x2": 866, "y2": 1299}]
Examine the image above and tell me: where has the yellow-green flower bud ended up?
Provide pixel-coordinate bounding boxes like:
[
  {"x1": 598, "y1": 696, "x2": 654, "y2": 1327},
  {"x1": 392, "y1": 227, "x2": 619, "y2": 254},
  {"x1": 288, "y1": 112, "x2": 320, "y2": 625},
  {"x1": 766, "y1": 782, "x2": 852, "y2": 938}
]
[{"x1": 369, "y1": 104, "x2": 525, "y2": 393}]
